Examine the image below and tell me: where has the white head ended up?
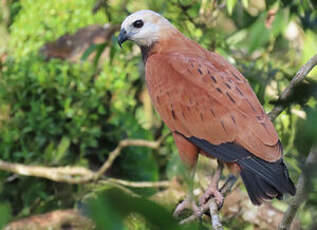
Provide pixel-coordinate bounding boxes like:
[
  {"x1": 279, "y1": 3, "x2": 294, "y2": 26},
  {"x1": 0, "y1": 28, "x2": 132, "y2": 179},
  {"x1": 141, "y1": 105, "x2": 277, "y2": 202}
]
[{"x1": 118, "y1": 10, "x2": 174, "y2": 47}]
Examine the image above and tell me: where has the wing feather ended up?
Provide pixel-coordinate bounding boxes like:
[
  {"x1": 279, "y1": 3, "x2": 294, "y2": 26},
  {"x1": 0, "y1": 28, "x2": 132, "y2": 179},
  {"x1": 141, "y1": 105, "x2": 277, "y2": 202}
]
[{"x1": 146, "y1": 52, "x2": 281, "y2": 162}]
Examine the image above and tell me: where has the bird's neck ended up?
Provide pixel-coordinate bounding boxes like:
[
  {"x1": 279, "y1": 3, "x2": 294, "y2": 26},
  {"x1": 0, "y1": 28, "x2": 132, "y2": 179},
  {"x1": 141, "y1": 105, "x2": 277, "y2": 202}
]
[
  {"x1": 140, "y1": 43, "x2": 156, "y2": 63},
  {"x1": 141, "y1": 29, "x2": 207, "y2": 63}
]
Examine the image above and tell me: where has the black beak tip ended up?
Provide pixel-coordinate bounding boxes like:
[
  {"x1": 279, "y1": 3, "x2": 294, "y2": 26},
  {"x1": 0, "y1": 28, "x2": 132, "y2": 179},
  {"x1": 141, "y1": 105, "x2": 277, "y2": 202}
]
[
  {"x1": 117, "y1": 29, "x2": 128, "y2": 48},
  {"x1": 118, "y1": 40, "x2": 122, "y2": 48}
]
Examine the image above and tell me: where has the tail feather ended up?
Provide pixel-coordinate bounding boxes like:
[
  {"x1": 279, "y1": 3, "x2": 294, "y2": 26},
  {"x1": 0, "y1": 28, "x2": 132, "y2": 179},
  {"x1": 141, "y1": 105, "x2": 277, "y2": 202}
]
[
  {"x1": 240, "y1": 170, "x2": 264, "y2": 205},
  {"x1": 238, "y1": 156, "x2": 296, "y2": 204},
  {"x1": 183, "y1": 134, "x2": 296, "y2": 205},
  {"x1": 241, "y1": 169, "x2": 283, "y2": 205}
]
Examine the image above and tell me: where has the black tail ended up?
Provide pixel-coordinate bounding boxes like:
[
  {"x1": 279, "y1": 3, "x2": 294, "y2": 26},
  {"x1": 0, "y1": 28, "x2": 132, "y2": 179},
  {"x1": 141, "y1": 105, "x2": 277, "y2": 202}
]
[
  {"x1": 184, "y1": 134, "x2": 296, "y2": 205},
  {"x1": 239, "y1": 157, "x2": 296, "y2": 205}
]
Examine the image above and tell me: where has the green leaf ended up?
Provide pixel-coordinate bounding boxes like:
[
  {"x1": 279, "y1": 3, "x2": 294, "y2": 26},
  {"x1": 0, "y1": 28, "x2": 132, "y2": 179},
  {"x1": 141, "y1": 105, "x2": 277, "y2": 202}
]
[
  {"x1": 93, "y1": 42, "x2": 108, "y2": 68},
  {"x1": 88, "y1": 191, "x2": 125, "y2": 230},
  {"x1": 271, "y1": 9, "x2": 288, "y2": 37},
  {"x1": 54, "y1": 136, "x2": 71, "y2": 163},
  {"x1": 247, "y1": 13, "x2": 269, "y2": 53},
  {"x1": 242, "y1": 0, "x2": 249, "y2": 8},
  {"x1": 81, "y1": 44, "x2": 97, "y2": 61},
  {"x1": 227, "y1": 0, "x2": 238, "y2": 15},
  {"x1": 302, "y1": 30, "x2": 317, "y2": 76}
]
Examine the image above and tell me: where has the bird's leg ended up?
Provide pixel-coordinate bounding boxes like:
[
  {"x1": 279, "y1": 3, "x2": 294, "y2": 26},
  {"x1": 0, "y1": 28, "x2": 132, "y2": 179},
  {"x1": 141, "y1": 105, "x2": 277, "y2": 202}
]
[
  {"x1": 173, "y1": 166, "x2": 201, "y2": 218},
  {"x1": 199, "y1": 161, "x2": 224, "y2": 208},
  {"x1": 173, "y1": 194, "x2": 201, "y2": 218},
  {"x1": 219, "y1": 174, "x2": 238, "y2": 196}
]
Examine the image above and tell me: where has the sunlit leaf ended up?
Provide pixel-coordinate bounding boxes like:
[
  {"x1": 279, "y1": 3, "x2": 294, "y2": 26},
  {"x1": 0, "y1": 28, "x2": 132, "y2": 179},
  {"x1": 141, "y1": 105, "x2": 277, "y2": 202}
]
[
  {"x1": 302, "y1": 30, "x2": 317, "y2": 76},
  {"x1": 227, "y1": 0, "x2": 238, "y2": 15},
  {"x1": 54, "y1": 136, "x2": 71, "y2": 163},
  {"x1": 242, "y1": 0, "x2": 248, "y2": 9}
]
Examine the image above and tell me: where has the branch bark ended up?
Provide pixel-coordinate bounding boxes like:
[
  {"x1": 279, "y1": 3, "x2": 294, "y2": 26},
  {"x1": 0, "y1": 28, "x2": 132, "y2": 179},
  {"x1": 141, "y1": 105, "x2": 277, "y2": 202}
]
[
  {"x1": 278, "y1": 146, "x2": 317, "y2": 230},
  {"x1": 210, "y1": 201, "x2": 223, "y2": 230}
]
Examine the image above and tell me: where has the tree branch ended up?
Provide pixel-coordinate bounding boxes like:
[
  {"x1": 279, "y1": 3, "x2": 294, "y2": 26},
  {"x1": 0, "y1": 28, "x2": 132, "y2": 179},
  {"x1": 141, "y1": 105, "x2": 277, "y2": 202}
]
[
  {"x1": 95, "y1": 134, "x2": 169, "y2": 179},
  {"x1": 102, "y1": 178, "x2": 171, "y2": 188},
  {"x1": 0, "y1": 160, "x2": 95, "y2": 184},
  {"x1": 278, "y1": 146, "x2": 317, "y2": 230},
  {"x1": 0, "y1": 133, "x2": 171, "y2": 185},
  {"x1": 210, "y1": 201, "x2": 223, "y2": 230},
  {"x1": 268, "y1": 54, "x2": 317, "y2": 121}
]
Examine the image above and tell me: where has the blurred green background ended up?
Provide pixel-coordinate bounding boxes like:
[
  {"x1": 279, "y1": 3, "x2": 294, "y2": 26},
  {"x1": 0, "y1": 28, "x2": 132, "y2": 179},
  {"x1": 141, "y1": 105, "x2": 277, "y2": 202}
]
[{"x1": 0, "y1": 0, "x2": 316, "y2": 229}]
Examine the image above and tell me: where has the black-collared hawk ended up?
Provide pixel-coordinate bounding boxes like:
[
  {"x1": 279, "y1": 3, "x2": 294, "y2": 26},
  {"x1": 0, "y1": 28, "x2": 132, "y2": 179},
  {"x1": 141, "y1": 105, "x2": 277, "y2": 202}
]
[{"x1": 118, "y1": 10, "x2": 295, "y2": 207}]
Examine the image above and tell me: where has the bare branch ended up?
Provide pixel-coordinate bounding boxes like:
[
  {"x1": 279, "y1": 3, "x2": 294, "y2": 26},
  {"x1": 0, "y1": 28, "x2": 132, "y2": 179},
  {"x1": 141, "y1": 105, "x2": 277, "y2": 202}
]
[
  {"x1": 0, "y1": 160, "x2": 94, "y2": 184},
  {"x1": 0, "y1": 134, "x2": 171, "y2": 185},
  {"x1": 210, "y1": 201, "x2": 223, "y2": 230},
  {"x1": 102, "y1": 178, "x2": 171, "y2": 188},
  {"x1": 269, "y1": 54, "x2": 317, "y2": 120},
  {"x1": 278, "y1": 147, "x2": 317, "y2": 230},
  {"x1": 0, "y1": 158, "x2": 172, "y2": 188}
]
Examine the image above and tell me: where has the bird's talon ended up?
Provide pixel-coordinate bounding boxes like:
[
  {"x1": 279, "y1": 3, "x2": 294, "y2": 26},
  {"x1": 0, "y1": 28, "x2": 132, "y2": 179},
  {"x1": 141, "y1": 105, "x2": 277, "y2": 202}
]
[
  {"x1": 173, "y1": 198, "x2": 192, "y2": 217},
  {"x1": 173, "y1": 196, "x2": 202, "y2": 218},
  {"x1": 217, "y1": 198, "x2": 224, "y2": 211},
  {"x1": 199, "y1": 188, "x2": 224, "y2": 210}
]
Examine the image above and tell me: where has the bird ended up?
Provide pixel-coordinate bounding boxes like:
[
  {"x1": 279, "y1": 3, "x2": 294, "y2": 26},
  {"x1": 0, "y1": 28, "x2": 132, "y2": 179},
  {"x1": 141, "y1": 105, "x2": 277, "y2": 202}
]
[{"x1": 118, "y1": 10, "x2": 295, "y2": 216}]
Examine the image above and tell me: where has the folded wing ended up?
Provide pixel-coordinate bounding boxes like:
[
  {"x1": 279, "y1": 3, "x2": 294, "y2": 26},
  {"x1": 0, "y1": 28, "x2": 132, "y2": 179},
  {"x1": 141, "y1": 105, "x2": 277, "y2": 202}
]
[{"x1": 146, "y1": 52, "x2": 281, "y2": 162}]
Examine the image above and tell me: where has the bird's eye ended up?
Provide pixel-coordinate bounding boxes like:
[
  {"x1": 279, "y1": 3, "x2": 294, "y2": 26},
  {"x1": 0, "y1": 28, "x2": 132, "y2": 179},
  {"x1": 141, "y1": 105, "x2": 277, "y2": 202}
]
[{"x1": 133, "y1": 20, "x2": 144, "y2": 28}]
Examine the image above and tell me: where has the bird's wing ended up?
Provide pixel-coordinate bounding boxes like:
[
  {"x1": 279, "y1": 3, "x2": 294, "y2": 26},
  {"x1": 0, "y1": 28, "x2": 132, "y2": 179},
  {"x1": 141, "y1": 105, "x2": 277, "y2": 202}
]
[{"x1": 146, "y1": 52, "x2": 281, "y2": 162}]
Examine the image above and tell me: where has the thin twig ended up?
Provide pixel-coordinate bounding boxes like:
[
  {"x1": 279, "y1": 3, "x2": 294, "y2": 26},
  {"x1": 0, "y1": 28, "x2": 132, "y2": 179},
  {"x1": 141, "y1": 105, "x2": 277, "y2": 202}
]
[
  {"x1": 269, "y1": 54, "x2": 317, "y2": 121},
  {"x1": 278, "y1": 147, "x2": 317, "y2": 230},
  {"x1": 179, "y1": 215, "x2": 198, "y2": 225},
  {"x1": 101, "y1": 178, "x2": 171, "y2": 188},
  {"x1": 95, "y1": 134, "x2": 168, "y2": 178}
]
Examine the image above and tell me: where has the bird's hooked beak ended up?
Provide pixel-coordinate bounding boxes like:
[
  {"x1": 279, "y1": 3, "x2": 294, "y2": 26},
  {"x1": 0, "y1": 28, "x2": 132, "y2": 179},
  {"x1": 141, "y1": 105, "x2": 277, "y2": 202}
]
[{"x1": 118, "y1": 29, "x2": 129, "y2": 47}]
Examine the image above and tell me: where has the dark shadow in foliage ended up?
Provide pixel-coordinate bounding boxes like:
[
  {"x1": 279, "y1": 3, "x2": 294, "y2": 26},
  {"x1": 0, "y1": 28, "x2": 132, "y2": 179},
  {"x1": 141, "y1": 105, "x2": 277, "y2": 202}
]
[
  {"x1": 88, "y1": 188, "x2": 208, "y2": 230},
  {"x1": 270, "y1": 80, "x2": 317, "y2": 108}
]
